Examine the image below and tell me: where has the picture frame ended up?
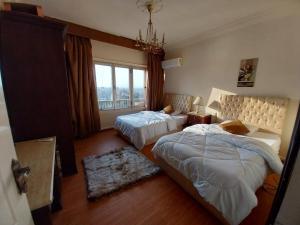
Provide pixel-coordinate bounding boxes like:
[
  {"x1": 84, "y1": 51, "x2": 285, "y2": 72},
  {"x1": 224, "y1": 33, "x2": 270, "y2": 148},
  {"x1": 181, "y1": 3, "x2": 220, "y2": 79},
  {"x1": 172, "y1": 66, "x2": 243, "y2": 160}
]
[{"x1": 237, "y1": 58, "x2": 259, "y2": 87}]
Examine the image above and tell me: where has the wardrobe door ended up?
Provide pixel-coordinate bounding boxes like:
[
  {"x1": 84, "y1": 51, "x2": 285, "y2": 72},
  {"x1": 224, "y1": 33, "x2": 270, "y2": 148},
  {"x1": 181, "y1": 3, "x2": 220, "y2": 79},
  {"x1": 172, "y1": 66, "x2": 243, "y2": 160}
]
[{"x1": 0, "y1": 12, "x2": 77, "y2": 175}]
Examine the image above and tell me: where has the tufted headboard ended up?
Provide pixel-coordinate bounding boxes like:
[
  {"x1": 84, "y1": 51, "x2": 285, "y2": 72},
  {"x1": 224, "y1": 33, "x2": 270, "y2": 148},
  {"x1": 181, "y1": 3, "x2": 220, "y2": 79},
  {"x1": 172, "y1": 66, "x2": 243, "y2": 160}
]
[
  {"x1": 219, "y1": 95, "x2": 289, "y2": 134},
  {"x1": 163, "y1": 93, "x2": 193, "y2": 113}
]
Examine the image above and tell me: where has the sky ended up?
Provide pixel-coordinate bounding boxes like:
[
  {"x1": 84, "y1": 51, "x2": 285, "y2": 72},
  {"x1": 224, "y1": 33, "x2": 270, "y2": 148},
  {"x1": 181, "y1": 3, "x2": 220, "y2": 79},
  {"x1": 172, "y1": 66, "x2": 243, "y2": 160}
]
[{"x1": 95, "y1": 64, "x2": 144, "y2": 88}]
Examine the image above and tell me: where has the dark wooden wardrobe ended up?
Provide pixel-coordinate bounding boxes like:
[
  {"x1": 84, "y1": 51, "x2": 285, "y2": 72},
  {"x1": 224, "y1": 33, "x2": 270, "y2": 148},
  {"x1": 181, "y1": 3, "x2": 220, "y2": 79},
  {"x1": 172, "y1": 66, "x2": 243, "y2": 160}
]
[{"x1": 0, "y1": 11, "x2": 77, "y2": 176}]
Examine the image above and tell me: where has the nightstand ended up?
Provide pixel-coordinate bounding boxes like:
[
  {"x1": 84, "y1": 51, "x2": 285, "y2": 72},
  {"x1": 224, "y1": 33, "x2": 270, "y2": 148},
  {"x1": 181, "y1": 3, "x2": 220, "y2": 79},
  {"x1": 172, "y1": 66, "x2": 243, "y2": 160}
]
[{"x1": 187, "y1": 113, "x2": 212, "y2": 126}]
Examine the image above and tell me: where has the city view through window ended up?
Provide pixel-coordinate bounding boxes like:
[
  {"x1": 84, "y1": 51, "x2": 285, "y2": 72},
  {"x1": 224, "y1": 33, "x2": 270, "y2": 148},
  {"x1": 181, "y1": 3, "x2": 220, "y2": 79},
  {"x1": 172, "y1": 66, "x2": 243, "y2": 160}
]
[{"x1": 95, "y1": 63, "x2": 146, "y2": 110}]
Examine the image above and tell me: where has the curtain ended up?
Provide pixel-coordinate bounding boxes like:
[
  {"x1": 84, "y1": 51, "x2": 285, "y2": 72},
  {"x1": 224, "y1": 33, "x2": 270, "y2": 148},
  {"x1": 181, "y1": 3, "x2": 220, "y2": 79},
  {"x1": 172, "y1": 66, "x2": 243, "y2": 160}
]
[
  {"x1": 65, "y1": 34, "x2": 101, "y2": 138},
  {"x1": 147, "y1": 51, "x2": 165, "y2": 111}
]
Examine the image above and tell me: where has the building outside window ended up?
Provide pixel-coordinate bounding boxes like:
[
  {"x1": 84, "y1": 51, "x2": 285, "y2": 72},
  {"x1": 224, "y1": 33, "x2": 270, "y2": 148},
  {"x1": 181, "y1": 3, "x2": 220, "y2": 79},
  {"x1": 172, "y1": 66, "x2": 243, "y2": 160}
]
[{"x1": 94, "y1": 62, "x2": 146, "y2": 110}]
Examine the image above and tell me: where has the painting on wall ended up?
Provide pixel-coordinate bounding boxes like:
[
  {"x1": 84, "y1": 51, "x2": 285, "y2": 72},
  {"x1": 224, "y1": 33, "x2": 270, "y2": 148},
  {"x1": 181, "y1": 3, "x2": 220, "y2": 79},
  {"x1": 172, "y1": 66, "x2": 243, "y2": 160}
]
[{"x1": 237, "y1": 58, "x2": 259, "y2": 87}]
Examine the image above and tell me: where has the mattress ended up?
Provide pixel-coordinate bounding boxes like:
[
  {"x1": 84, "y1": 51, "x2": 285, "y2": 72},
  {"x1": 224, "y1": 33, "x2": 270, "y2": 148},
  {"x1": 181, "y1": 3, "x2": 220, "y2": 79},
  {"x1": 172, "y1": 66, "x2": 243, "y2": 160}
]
[
  {"x1": 172, "y1": 114, "x2": 188, "y2": 129},
  {"x1": 153, "y1": 124, "x2": 283, "y2": 225},
  {"x1": 115, "y1": 111, "x2": 187, "y2": 149}
]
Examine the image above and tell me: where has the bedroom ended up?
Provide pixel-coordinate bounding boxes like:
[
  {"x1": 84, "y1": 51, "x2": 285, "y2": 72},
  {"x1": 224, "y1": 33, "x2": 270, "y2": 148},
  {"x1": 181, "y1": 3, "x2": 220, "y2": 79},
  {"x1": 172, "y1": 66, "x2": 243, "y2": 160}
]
[{"x1": 0, "y1": 1, "x2": 299, "y2": 225}]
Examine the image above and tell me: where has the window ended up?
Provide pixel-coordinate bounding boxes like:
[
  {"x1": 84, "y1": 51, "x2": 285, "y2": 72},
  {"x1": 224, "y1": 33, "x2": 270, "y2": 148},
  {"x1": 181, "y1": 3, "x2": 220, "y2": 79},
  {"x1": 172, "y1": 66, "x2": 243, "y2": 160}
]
[
  {"x1": 95, "y1": 64, "x2": 113, "y2": 110},
  {"x1": 115, "y1": 67, "x2": 130, "y2": 109},
  {"x1": 133, "y1": 69, "x2": 146, "y2": 107},
  {"x1": 94, "y1": 62, "x2": 146, "y2": 110}
]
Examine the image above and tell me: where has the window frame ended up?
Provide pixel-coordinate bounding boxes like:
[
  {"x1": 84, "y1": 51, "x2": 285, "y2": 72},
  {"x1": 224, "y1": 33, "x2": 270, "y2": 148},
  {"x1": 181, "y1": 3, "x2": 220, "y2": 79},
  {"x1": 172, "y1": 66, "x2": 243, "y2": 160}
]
[
  {"x1": 114, "y1": 65, "x2": 130, "y2": 110},
  {"x1": 94, "y1": 61, "x2": 147, "y2": 111},
  {"x1": 132, "y1": 68, "x2": 147, "y2": 108}
]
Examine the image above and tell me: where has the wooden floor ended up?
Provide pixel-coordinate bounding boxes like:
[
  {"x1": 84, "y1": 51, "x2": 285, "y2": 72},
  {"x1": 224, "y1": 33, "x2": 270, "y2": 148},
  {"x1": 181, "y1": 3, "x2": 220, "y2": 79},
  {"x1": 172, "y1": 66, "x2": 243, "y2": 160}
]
[{"x1": 52, "y1": 129, "x2": 278, "y2": 225}]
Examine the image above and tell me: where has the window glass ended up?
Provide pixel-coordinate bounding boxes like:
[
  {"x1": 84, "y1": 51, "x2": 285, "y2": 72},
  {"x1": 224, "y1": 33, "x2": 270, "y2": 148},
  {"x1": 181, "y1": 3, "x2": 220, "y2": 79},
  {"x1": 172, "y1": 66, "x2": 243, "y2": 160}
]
[
  {"x1": 94, "y1": 63, "x2": 146, "y2": 110},
  {"x1": 115, "y1": 67, "x2": 130, "y2": 109},
  {"x1": 94, "y1": 64, "x2": 113, "y2": 110},
  {"x1": 133, "y1": 69, "x2": 145, "y2": 107}
]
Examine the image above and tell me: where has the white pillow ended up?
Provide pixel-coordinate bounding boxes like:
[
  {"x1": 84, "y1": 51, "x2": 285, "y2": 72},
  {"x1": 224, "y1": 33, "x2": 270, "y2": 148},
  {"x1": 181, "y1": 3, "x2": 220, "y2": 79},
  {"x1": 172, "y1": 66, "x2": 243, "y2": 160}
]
[
  {"x1": 220, "y1": 120, "x2": 233, "y2": 125},
  {"x1": 171, "y1": 110, "x2": 182, "y2": 116},
  {"x1": 244, "y1": 124, "x2": 259, "y2": 135}
]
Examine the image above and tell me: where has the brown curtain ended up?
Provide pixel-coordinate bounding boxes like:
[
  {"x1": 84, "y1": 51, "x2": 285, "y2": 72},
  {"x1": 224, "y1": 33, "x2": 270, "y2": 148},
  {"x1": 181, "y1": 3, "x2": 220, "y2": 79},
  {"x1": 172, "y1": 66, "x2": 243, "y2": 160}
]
[
  {"x1": 65, "y1": 34, "x2": 101, "y2": 138},
  {"x1": 147, "y1": 51, "x2": 165, "y2": 111}
]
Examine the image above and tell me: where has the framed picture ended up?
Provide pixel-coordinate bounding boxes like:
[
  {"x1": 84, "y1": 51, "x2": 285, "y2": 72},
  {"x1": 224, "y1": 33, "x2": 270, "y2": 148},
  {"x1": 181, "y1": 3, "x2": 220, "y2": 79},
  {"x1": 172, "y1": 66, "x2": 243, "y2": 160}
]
[{"x1": 237, "y1": 58, "x2": 259, "y2": 87}]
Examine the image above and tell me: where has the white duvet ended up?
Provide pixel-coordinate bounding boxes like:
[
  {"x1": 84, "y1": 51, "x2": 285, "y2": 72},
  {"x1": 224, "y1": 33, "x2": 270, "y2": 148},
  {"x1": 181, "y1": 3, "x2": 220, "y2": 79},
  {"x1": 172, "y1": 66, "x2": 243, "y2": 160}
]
[
  {"x1": 115, "y1": 111, "x2": 181, "y2": 150},
  {"x1": 152, "y1": 124, "x2": 283, "y2": 225}
]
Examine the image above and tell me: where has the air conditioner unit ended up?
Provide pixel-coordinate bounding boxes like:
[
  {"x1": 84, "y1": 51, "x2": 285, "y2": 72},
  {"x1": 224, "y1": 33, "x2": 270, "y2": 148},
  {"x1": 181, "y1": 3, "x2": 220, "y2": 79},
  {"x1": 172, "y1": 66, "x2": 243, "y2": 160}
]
[{"x1": 162, "y1": 58, "x2": 183, "y2": 69}]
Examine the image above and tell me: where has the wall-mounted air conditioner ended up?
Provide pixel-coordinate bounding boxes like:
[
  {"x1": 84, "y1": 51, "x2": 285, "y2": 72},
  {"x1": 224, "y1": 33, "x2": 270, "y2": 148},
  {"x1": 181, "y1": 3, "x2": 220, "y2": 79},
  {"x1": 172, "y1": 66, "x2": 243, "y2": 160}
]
[{"x1": 162, "y1": 58, "x2": 183, "y2": 69}]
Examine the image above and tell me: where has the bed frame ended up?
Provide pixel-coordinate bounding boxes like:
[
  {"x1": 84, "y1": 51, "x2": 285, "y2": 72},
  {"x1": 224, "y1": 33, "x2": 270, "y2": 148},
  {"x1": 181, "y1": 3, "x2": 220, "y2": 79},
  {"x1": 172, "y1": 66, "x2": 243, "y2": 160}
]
[
  {"x1": 155, "y1": 95, "x2": 289, "y2": 225},
  {"x1": 219, "y1": 95, "x2": 288, "y2": 135},
  {"x1": 155, "y1": 156, "x2": 230, "y2": 225},
  {"x1": 163, "y1": 93, "x2": 193, "y2": 113}
]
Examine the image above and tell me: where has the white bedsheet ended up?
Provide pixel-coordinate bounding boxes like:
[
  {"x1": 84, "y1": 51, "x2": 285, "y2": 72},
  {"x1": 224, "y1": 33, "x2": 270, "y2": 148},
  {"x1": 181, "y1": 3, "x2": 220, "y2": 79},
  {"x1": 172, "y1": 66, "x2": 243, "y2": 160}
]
[
  {"x1": 152, "y1": 124, "x2": 283, "y2": 225},
  {"x1": 115, "y1": 111, "x2": 187, "y2": 150},
  {"x1": 245, "y1": 131, "x2": 281, "y2": 154},
  {"x1": 172, "y1": 114, "x2": 188, "y2": 129}
]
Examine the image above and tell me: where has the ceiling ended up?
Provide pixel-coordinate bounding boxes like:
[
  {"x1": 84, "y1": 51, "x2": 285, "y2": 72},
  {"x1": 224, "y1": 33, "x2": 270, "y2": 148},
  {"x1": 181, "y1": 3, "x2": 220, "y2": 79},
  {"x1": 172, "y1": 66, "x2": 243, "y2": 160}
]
[{"x1": 4, "y1": 0, "x2": 300, "y2": 50}]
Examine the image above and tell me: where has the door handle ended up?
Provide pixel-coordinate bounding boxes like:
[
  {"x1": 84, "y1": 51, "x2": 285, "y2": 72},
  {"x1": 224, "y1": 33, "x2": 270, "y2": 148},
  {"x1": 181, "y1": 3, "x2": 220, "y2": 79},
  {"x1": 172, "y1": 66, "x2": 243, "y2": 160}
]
[{"x1": 11, "y1": 159, "x2": 30, "y2": 194}]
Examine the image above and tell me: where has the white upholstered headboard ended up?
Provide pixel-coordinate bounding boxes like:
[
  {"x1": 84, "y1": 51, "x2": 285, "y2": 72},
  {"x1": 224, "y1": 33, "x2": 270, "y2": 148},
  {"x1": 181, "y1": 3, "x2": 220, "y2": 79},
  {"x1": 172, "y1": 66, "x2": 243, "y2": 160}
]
[
  {"x1": 219, "y1": 95, "x2": 289, "y2": 134},
  {"x1": 163, "y1": 93, "x2": 193, "y2": 113}
]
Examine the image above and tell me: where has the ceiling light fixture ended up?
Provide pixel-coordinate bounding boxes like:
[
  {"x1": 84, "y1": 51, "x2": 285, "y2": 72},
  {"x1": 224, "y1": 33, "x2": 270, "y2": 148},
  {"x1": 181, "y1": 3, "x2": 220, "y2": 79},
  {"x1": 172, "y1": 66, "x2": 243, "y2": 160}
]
[{"x1": 135, "y1": 0, "x2": 165, "y2": 52}]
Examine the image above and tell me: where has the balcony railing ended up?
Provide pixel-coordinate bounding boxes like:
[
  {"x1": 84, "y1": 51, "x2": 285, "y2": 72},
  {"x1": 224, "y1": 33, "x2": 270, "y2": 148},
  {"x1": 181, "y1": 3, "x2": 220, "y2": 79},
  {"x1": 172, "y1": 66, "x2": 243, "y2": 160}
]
[
  {"x1": 98, "y1": 99, "x2": 145, "y2": 110},
  {"x1": 99, "y1": 100, "x2": 114, "y2": 110}
]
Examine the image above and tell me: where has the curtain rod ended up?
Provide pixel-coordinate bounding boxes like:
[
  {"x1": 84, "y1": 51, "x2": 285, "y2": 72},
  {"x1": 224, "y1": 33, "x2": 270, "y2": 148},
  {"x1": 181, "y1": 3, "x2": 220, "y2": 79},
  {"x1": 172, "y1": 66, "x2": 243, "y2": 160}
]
[{"x1": 93, "y1": 57, "x2": 147, "y2": 68}]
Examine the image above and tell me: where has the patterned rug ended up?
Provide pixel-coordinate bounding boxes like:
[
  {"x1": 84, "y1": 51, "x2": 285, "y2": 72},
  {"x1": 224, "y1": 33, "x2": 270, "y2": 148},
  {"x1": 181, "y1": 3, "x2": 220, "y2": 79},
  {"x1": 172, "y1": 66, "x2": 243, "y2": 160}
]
[{"x1": 82, "y1": 146, "x2": 160, "y2": 199}]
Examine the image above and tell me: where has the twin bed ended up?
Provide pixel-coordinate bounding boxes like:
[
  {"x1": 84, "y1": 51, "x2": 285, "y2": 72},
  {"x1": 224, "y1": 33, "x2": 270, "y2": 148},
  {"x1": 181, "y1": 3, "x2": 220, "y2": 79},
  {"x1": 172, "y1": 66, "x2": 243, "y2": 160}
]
[
  {"x1": 115, "y1": 94, "x2": 288, "y2": 225},
  {"x1": 115, "y1": 93, "x2": 192, "y2": 149}
]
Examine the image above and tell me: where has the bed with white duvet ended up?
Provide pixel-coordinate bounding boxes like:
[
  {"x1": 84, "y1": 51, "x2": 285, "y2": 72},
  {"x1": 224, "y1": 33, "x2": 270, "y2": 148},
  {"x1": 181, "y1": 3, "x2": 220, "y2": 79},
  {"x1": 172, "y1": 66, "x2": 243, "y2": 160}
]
[
  {"x1": 115, "y1": 111, "x2": 187, "y2": 150},
  {"x1": 152, "y1": 124, "x2": 283, "y2": 225}
]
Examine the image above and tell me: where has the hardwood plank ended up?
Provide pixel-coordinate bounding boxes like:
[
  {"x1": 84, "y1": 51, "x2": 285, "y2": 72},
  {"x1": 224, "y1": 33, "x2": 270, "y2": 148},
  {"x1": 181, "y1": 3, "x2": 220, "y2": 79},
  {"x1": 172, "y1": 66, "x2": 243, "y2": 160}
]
[
  {"x1": 46, "y1": 17, "x2": 142, "y2": 51},
  {"x1": 52, "y1": 129, "x2": 277, "y2": 225}
]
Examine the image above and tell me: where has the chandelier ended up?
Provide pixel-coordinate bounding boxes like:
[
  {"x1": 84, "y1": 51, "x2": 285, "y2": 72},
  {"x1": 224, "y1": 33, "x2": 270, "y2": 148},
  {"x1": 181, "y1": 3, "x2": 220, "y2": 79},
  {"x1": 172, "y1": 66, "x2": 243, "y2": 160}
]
[{"x1": 135, "y1": 0, "x2": 165, "y2": 52}]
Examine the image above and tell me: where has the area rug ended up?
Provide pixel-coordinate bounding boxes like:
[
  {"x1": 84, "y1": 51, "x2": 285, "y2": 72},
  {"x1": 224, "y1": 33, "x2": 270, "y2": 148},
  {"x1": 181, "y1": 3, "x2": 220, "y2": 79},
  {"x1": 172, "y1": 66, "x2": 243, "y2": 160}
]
[{"x1": 82, "y1": 146, "x2": 160, "y2": 199}]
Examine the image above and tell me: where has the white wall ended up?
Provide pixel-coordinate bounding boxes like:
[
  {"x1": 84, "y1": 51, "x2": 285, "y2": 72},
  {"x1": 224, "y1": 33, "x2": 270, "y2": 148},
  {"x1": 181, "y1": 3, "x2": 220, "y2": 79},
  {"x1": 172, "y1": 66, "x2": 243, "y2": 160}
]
[
  {"x1": 92, "y1": 40, "x2": 147, "y2": 66},
  {"x1": 164, "y1": 13, "x2": 300, "y2": 157},
  {"x1": 91, "y1": 40, "x2": 147, "y2": 129}
]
